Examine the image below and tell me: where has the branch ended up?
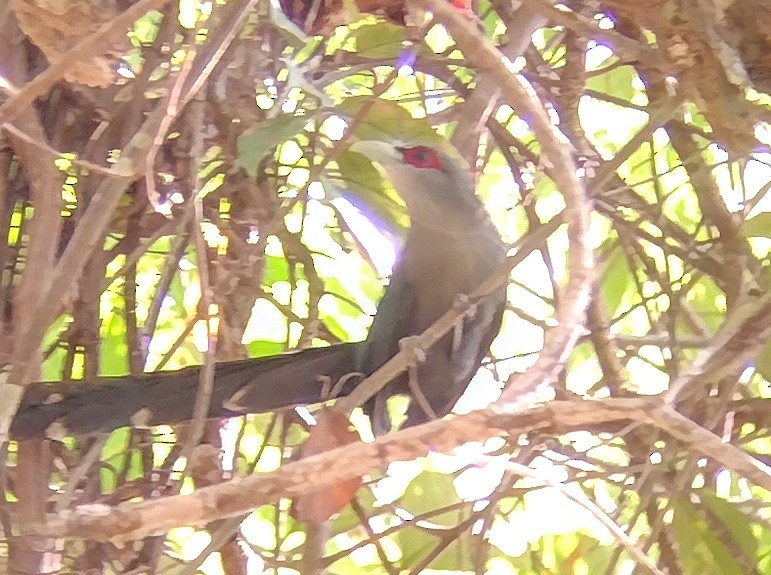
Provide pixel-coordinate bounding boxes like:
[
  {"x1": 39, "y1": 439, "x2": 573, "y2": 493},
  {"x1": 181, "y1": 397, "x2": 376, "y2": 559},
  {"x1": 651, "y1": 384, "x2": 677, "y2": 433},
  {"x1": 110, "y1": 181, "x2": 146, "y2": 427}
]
[
  {"x1": 0, "y1": 0, "x2": 262, "y2": 443},
  {"x1": 336, "y1": 214, "x2": 564, "y2": 413},
  {"x1": 407, "y1": 0, "x2": 594, "y2": 401},
  {"x1": 32, "y1": 397, "x2": 771, "y2": 542},
  {"x1": 666, "y1": 292, "x2": 771, "y2": 404},
  {"x1": 518, "y1": 0, "x2": 663, "y2": 68}
]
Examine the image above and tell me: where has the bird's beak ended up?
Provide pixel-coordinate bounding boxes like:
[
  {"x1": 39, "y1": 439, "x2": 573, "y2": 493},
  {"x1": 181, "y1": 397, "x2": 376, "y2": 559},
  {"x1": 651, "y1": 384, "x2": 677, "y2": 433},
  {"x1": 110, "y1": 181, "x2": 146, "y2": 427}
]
[{"x1": 349, "y1": 140, "x2": 401, "y2": 166}]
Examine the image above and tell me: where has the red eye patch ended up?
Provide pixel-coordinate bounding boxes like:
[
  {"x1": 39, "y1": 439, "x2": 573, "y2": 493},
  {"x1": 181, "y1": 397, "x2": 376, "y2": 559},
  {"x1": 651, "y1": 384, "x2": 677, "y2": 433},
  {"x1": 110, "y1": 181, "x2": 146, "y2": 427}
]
[{"x1": 400, "y1": 146, "x2": 443, "y2": 170}]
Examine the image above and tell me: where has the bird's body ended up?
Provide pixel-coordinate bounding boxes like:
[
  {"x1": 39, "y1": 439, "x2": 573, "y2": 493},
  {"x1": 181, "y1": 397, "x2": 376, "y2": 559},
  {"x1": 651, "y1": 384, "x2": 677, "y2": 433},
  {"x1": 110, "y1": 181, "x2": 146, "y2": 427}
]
[
  {"x1": 362, "y1": 222, "x2": 506, "y2": 432},
  {"x1": 12, "y1": 139, "x2": 507, "y2": 439},
  {"x1": 353, "y1": 142, "x2": 507, "y2": 432}
]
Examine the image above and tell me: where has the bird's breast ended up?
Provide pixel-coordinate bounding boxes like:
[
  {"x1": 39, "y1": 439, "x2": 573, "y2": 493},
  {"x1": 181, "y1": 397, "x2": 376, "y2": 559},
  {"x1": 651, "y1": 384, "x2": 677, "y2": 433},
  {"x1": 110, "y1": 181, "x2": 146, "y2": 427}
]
[{"x1": 398, "y1": 228, "x2": 504, "y2": 331}]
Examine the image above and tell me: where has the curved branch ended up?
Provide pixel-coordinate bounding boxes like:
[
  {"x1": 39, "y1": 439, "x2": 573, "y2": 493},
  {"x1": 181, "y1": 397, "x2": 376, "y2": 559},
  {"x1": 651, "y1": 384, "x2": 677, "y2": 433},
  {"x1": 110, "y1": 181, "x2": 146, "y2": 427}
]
[
  {"x1": 408, "y1": 0, "x2": 594, "y2": 401},
  {"x1": 33, "y1": 397, "x2": 771, "y2": 542}
]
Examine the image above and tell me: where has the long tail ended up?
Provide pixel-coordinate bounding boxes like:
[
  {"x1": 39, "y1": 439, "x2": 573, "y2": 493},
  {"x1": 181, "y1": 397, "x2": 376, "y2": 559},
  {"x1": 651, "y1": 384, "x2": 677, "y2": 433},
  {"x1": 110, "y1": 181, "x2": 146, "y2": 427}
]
[{"x1": 12, "y1": 343, "x2": 362, "y2": 440}]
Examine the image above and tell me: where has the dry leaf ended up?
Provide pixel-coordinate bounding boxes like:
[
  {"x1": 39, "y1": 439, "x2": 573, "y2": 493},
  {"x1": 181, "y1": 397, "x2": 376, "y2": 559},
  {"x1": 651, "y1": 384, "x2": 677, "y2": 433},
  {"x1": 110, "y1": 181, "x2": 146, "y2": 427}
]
[
  {"x1": 290, "y1": 408, "x2": 362, "y2": 525},
  {"x1": 11, "y1": 0, "x2": 125, "y2": 87}
]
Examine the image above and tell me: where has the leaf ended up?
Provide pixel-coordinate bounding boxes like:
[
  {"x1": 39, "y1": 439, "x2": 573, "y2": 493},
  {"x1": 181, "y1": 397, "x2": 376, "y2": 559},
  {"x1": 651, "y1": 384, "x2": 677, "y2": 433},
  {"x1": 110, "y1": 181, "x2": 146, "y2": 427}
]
[
  {"x1": 401, "y1": 470, "x2": 461, "y2": 519},
  {"x1": 700, "y1": 491, "x2": 757, "y2": 560},
  {"x1": 599, "y1": 246, "x2": 631, "y2": 316},
  {"x1": 351, "y1": 22, "x2": 406, "y2": 58},
  {"x1": 338, "y1": 96, "x2": 437, "y2": 142},
  {"x1": 688, "y1": 276, "x2": 725, "y2": 332},
  {"x1": 672, "y1": 497, "x2": 745, "y2": 575},
  {"x1": 100, "y1": 428, "x2": 131, "y2": 493},
  {"x1": 330, "y1": 487, "x2": 376, "y2": 533},
  {"x1": 236, "y1": 115, "x2": 314, "y2": 177},
  {"x1": 99, "y1": 331, "x2": 129, "y2": 376},
  {"x1": 398, "y1": 469, "x2": 471, "y2": 569},
  {"x1": 389, "y1": 470, "x2": 467, "y2": 568},
  {"x1": 758, "y1": 526, "x2": 771, "y2": 575},
  {"x1": 244, "y1": 340, "x2": 289, "y2": 358},
  {"x1": 41, "y1": 316, "x2": 71, "y2": 380},
  {"x1": 317, "y1": 313, "x2": 351, "y2": 342},
  {"x1": 290, "y1": 409, "x2": 362, "y2": 525},
  {"x1": 100, "y1": 311, "x2": 128, "y2": 376},
  {"x1": 755, "y1": 338, "x2": 771, "y2": 381},
  {"x1": 430, "y1": 536, "x2": 474, "y2": 571},
  {"x1": 578, "y1": 534, "x2": 614, "y2": 574},
  {"x1": 262, "y1": 253, "x2": 291, "y2": 286},
  {"x1": 586, "y1": 64, "x2": 639, "y2": 102},
  {"x1": 742, "y1": 212, "x2": 771, "y2": 238},
  {"x1": 335, "y1": 149, "x2": 409, "y2": 236}
]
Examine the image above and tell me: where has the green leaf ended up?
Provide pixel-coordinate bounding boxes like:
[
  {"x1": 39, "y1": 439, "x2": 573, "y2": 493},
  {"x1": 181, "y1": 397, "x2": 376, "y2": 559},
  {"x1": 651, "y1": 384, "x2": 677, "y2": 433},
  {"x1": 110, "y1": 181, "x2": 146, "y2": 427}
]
[
  {"x1": 351, "y1": 22, "x2": 406, "y2": 58},
  {"x1": 128, "y1": 448, "x2": 145, "y2": 481},
  {"x1": 100, "y1": 428, "x2": 131, "y2": 493},
  {"x1": 394, "y1": 471, "x2": 469, "y2": 569},
  {"x1": 689, "y1": 275, "x2": 726, "y2": 331},
  {"x1": 331, "y1": 488, "x2": 376, "y2": 534},
  {"x1": 42, "y1": 348, "x2": 66, "y2": 381},
  {"x1": 578, "y1": 534, "x2": 614, "y2": 574},
  {"x1": 430, "y1": 536, "x2": 475, "y2": 571},
  {"x1": 335, "y1": 149, "x2": 409, "y2": 236},
  {"x1": 131, "y1": 11, "x2": 162, "y2": 44},
  {"x1": 317, "y1": 313, "x2": 352, "y2": 342},
  {"x1": 672, "y1": 497, "x2": 745, "y2": 575},
  {"x1": 236, "y1": 115, "x2": 314, "y2": 177},
  {"x1": 41, "y1": 316, "x2": 70, "y2": 380},
  {"x1": 586, "y1": 64, "x2": 639, "y2": 102},
  {"x1": 100, "y1": 311, "x2": 128, "y2": 376},
  {"x1": 758, "y1": 525, "x2": 771, "y2": 575},
  {"x1": 262, "y1": 254, "x2": 291, "y2": 286},
  {"x1": 755, "y1": 338, "x2": 771, "y2": 381},
  {"x1": 338, "y1": 97, "x2": 437, "y2": 142},
  {"x1": 167, "y1": 273, "x2": 188, "y2": 318},
  {"x1": 399, "y1": 470, "x2": 462, "y2": 521},
  {"x1": 245, "y1": 340, "x2": 289, "y2": 357},
  {"x1": 600, "y1": 246, "x2": 631, "y2": 316},
  {"x1": 568, "y1": 341, "x2": 594, "y2": 374},
  {"x1": 700, "y1": 491, "x2": 757, "y2": 560},
  {"x1": 99, "y1": 332, "x2": 129, "y2": 376},
  {"x1": 742, "y1": 212, "x2": 771, "y2": 238}
]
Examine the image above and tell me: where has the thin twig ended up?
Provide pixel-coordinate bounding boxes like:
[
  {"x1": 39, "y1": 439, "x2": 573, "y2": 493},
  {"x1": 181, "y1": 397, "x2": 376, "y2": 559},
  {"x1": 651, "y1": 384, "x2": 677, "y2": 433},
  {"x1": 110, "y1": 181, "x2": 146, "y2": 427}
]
[
  {"x1": 408, "y1": 0, "x2": 594, "y2": 403},
  {"x1": 336, "y1": 213, "x2": 563, "y2": 414},
  {"x1": 177, "y1": 94, "x2": 218, "y2": 474},
  {"x1": 506, "y1": 459, "x2": 665, "y2": 575}
]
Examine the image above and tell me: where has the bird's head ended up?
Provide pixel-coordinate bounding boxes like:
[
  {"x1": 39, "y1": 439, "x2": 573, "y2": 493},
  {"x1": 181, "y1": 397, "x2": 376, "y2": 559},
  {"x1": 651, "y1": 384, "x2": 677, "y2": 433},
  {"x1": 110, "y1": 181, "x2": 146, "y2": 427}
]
[{"x1": 350, "y1": 140, "x2": 485, "y2": 232}]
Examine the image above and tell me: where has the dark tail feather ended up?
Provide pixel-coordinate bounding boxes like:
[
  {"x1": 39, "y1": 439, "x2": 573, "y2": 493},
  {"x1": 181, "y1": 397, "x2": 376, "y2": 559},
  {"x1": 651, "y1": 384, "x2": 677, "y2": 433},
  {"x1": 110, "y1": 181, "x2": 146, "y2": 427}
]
[{"x1": 12, "y1": 342, "x2": 362, "y2": 440}]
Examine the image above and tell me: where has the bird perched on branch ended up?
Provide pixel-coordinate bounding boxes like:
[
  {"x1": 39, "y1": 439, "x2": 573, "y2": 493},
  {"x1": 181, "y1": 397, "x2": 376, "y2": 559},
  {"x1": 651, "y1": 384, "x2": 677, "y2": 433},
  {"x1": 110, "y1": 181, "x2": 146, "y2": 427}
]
[
  {"x1": 13, "y1": 139, "x2": 506, "y2": 439},
  {"x1": 348, "y1": 140, "x2": 507, "y2": 433}
]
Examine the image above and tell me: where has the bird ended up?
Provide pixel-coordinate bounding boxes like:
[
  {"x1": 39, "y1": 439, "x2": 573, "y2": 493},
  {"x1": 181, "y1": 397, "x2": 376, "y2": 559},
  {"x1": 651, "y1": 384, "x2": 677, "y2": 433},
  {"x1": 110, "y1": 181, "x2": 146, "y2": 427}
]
[
  {"x1": 12, "y1": 139, "x2": 507, "y2": 439},
  {"x1": 349, "y1": 140, "x2": 507, "y2": 433}
]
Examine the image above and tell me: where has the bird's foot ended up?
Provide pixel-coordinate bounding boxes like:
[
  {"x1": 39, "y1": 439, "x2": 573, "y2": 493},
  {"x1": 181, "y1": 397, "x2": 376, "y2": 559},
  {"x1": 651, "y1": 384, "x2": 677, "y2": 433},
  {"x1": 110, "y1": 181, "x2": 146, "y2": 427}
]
[
  {"x1": 452, "y1": 293, "x2": 478, "y2": 319},
  {"x1": 398, "y1": 337, "x2": 438, "y2": 423},
  {"x1": 451, "y1": 293, "x2": 478, "y2": 352},
  {"x1": 318, "y1": 371, "x2": 364, "y2": 400}
]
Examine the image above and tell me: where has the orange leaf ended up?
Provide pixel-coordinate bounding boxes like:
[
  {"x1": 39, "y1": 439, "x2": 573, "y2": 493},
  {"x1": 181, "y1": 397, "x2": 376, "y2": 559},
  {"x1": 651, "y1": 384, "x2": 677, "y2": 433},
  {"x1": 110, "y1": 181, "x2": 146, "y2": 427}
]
[{"x1": 290, "y1": 409, "x2": 362, "y2": 525}]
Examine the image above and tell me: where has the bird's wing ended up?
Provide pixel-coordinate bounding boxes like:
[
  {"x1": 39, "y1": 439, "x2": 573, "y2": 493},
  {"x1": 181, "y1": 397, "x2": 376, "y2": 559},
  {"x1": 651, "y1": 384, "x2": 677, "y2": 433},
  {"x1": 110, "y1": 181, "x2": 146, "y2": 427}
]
[
  {"x1": 357, "y1": 265, "x2": 418, "y2": 434},
  {"x1": 358, "y1": 268, "x2": 416, "y2": 375}
]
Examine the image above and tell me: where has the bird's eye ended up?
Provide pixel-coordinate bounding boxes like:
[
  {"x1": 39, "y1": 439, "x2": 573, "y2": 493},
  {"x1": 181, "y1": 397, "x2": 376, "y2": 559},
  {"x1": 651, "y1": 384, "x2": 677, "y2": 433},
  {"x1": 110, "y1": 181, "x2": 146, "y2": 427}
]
[{"x1": 400, "y1": 146, "x2": 443, "y2": 170}]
